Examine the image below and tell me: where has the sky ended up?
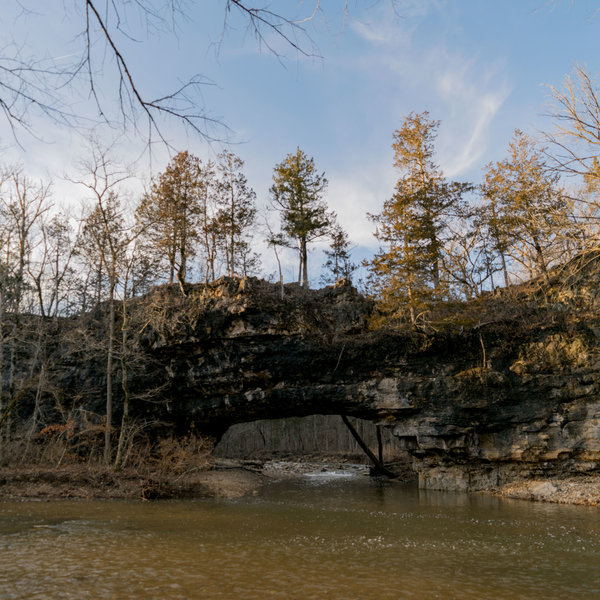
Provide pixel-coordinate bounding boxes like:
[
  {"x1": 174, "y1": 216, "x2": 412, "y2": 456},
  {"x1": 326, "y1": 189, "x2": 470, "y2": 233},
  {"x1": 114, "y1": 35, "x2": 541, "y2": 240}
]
[{"x1": 1, "y1": 0, "x2": 600, "y2": 286}]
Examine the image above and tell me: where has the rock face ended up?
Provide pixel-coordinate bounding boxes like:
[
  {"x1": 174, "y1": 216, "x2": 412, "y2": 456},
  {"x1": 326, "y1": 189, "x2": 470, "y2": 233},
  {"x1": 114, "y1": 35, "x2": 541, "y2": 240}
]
[{"x1": 58, "y1": 275, "x2": 600, "y2": 491}]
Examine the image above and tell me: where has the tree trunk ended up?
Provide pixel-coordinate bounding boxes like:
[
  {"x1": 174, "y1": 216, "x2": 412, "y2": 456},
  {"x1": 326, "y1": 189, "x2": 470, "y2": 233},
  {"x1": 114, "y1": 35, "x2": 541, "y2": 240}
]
[
  {"x1": 104, "y1": 291, "x2": 115, "y2": 465},
  {"x1": 96, "y1": 263, "x2": 103, "y2": 305},
  {"x1": 26, "y1": 364, "x2": 45, "y2": 456},
  {"x1": 6, "y1": 324, "x2": 17, "y2": 443},
  {"x1": 301, "y1": 237, "x2": 308, "y2": 288},
  {"x1": 0, "y1": 289, "x2": 4, "y2": 452},
  {"x1": 432, "y1": 257, "x2": 440, "y2": 291},
  {"x1": 179, "y1": 237, "x2": 187, "y2": 285},
  {"x1": 533, "y1": 237, "x2": 550, "y2": 284},
  {"x1": 407, "y1": 282, "x2": 417, "y2": 325},
  {"x1": 500, "y1": 250, "x2": 510, "y2": 288},
  {"x1": 272, "y1": 243, "x2": 284, "y2": 300},
  {"x1": 230, "y1": 188, "x2": 235, "y2": 277},
  {"x1": 114, "y1": 304, "x2": 130, "y2": 470}
]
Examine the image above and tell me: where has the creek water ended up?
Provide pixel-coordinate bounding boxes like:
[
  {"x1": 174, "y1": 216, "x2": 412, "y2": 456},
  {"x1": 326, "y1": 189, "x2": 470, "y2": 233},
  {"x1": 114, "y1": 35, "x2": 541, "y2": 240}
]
[{"x1": 1, "y1": 474, "x2": 599, "y2": 599}]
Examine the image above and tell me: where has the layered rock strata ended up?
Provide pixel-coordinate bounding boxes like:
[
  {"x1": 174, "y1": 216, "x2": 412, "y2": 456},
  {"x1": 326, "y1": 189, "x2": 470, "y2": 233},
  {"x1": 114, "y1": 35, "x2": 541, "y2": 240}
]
[{"x1": 52, "y1": 275, "x2": 600, "y2": 491}]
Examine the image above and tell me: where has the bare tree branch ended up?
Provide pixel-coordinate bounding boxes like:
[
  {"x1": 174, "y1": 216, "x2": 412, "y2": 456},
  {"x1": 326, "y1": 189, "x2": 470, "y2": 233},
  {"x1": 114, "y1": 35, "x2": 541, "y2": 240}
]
[
  {"x1": 0, "y1": 1, "x2": 331, "y2": 149},
  {"x1": 545, "y1": 64, "x2": 600, "y2": 181}
]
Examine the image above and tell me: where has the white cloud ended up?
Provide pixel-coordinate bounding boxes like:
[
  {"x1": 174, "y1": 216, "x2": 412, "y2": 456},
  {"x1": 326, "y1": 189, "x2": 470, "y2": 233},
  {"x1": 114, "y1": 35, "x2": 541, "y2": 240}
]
[
  {"x1": 434, "y1": 61, "x2": 512, "y2": 177},
  {"x1": 345, "y1": 9, "x2": 512, "y2": 181},
  {"x1": 326, "y1": 161, "x2": 396, "y2": 249},
  {"x1": 351, "y1": 18, "x2": 414, "y2": 47}
]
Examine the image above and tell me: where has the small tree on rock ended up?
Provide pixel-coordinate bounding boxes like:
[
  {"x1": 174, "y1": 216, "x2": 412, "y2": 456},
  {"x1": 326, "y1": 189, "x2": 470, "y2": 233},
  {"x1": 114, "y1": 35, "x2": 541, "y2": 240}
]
[
  {"x1": 270, "y1": 148, "x2": 332, "y2": 288},
  {"x1": 481, "y1": 130, "x2": 567, "y2": 284},
  {"x1": 320, "y1": 222, "x2": 357, "y2": 286}
]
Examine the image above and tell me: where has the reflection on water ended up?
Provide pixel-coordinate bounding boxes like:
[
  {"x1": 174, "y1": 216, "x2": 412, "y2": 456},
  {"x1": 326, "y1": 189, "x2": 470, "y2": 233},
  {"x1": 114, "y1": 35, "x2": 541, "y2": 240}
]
[{"x1": 1, "y1": 477, "x2": 599, "y2": 599}]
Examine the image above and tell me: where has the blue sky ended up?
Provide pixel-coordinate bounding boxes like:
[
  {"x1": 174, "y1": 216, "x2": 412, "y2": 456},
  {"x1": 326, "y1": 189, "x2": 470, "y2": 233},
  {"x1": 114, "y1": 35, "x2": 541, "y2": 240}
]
[{"x1": 2, "y1": 1, "x2": 599, "y2": 285}]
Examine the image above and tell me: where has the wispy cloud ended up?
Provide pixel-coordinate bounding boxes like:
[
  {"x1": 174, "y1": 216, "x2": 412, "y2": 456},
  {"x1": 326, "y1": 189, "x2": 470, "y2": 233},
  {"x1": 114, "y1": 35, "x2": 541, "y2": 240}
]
[
  {"x1": 346, "y1": 5, "x2": 512, "y2": 180},
  {"x1": 350, "y1": 0, "x2": 445, "y2": 46},
  {"x1": 326, "y1": 163, "x2": 396, "y2": 249},
  {"x1": 434, "y1": 59, "x2": 512, "y2": 177}
]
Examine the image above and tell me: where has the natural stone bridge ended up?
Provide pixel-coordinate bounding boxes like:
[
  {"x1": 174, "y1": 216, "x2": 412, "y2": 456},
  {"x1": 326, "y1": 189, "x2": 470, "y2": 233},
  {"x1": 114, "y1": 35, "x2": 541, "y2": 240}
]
[{"x1": 66, "y1": 276, "x2": 600, "y2": 491}]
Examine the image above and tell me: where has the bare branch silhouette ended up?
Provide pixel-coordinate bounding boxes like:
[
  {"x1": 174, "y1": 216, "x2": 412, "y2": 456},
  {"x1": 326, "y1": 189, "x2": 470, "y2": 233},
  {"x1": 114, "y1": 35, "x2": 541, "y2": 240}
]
[{"x1": 0, "y1": 1, "x2": 330, "y2": 147}]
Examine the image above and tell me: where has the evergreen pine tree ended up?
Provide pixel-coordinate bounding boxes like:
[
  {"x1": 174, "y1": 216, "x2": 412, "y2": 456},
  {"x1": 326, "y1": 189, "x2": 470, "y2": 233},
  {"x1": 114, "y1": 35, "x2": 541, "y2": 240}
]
[
  {"x1": 367, "y1": 112, "x2": 470, "y2": 322},
  {"x1": 270, "y1": 148, "x2": 331, "y2": 288},
  {"x1": 320, "y1": 222, "x2": 356, "y2": 285}
]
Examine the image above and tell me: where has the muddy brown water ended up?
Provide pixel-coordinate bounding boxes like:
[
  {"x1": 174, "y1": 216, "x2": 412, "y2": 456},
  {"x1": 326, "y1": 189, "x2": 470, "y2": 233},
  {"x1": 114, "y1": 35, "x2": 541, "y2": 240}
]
[{"x1": 1, "y1": 473, "x2": 599, "y2": 599}]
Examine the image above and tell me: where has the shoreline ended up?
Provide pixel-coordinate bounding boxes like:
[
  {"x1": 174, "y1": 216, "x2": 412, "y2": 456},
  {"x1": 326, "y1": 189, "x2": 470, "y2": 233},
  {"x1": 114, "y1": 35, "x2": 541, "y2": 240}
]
[
  {"x1": 0, "y1": 462, "x2": 269, "y2": 502},
  {"x1": 1, "y1": 460, "x2": 599, "y2": 506},
  {"x1": 492, "y1": 476, "x2": 600, "y2": 506}
]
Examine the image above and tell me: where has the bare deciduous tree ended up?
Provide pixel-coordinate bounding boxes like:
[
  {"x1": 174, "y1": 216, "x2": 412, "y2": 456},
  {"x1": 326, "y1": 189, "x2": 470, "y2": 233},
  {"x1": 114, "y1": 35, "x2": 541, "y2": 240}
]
[
  {"x1": 72, "y1": 144, "x2": 132, "y2": 465},
  {"x1": 0, "y1": 169, "x2": 50, "y2": 446}
]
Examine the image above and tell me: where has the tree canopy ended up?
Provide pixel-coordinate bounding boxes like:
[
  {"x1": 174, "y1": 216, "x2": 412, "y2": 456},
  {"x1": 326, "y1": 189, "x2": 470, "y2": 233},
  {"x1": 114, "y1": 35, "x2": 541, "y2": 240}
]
[{"x1": 137, "y1": 151, "x2": 206, "y2": 290}]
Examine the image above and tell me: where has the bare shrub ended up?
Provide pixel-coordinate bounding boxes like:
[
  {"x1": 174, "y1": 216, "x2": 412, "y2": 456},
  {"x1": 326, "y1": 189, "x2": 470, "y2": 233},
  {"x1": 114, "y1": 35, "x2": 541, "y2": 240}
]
[{"x1": 149, "y1": 434, "x2": 213, "y2": 477}]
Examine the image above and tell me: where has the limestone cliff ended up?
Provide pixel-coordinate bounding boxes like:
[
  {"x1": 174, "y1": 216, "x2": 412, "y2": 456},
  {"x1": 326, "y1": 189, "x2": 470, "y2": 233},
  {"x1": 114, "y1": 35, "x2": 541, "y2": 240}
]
[{"x1": 50, "y1": 258, "x2": 600, "y2": 491}]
